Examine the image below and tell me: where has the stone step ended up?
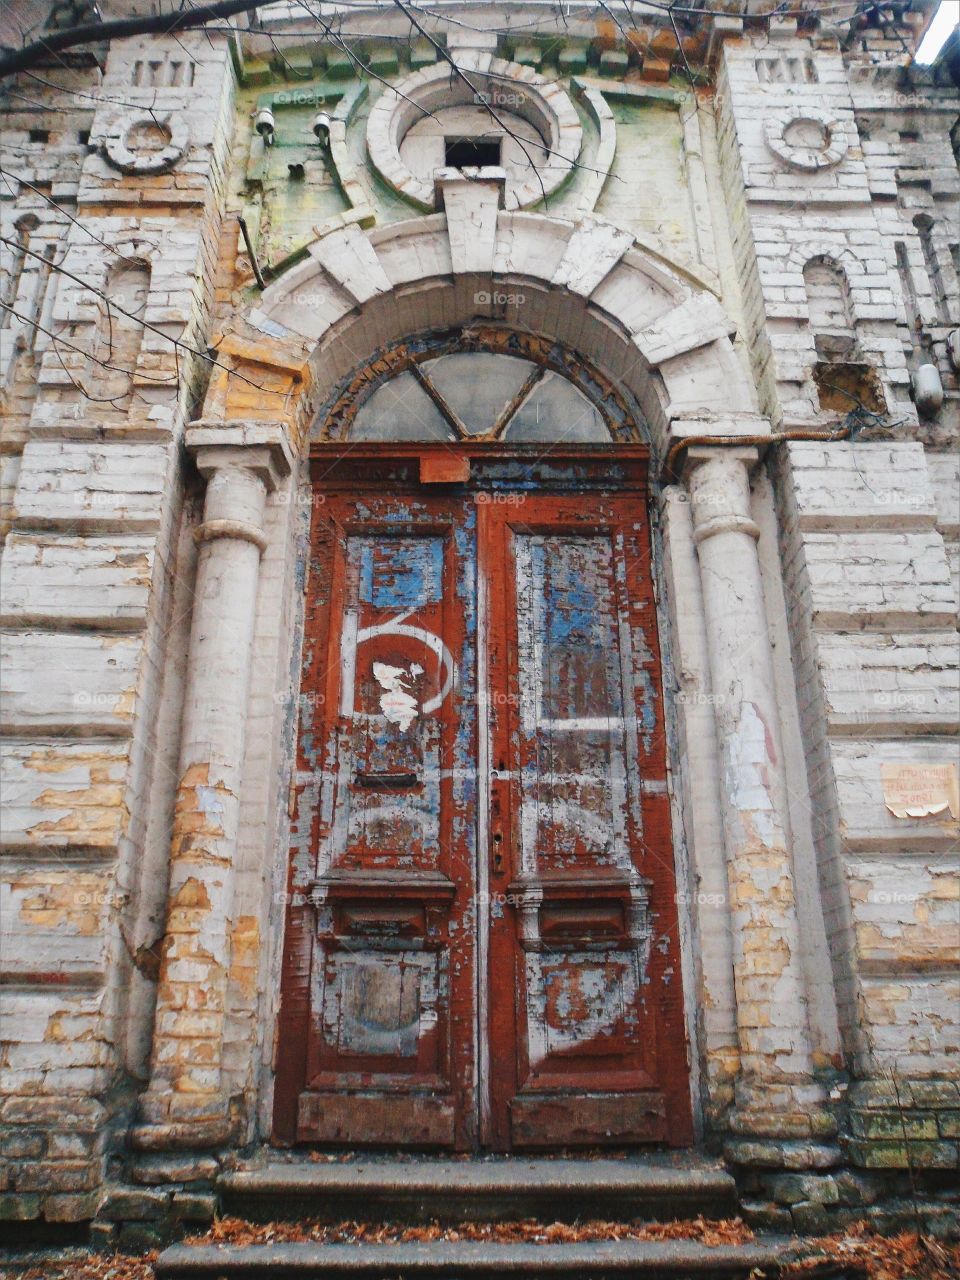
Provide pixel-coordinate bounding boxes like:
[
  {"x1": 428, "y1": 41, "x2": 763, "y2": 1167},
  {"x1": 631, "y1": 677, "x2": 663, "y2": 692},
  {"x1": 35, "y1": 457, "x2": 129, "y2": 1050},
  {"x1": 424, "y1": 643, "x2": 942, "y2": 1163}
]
[
  {"x1": 219, "y1": 1155, "x2": 738, "y2": 1225},
  {"x1": 155, "y1": 1237, "x2": 801, "y2": 1278}
]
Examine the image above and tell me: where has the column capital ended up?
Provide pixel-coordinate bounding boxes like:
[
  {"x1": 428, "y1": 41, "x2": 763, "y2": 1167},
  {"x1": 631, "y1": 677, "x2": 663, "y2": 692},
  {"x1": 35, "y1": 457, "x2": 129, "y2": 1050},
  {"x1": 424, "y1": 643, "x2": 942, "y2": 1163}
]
[
  {"x1": 663, "y1": 414, "x2": 772, "y2": 484},
  {"x1": 682, "y1": 446, "x2": 762, "y2": 545},
  {"x1": 186, "y1": 419, "x2": 294, "y2": 491}
]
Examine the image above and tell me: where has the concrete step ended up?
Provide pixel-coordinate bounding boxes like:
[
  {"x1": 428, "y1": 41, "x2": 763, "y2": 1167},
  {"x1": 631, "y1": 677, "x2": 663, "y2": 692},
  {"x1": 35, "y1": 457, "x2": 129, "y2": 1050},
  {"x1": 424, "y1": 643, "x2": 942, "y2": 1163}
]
[
  {"x1": 155, "y1": 1237, "x2": 801, "y2": 1278},
  {"x1": 219, "y1": 1154, "x2": 738, "y2": 1225}
]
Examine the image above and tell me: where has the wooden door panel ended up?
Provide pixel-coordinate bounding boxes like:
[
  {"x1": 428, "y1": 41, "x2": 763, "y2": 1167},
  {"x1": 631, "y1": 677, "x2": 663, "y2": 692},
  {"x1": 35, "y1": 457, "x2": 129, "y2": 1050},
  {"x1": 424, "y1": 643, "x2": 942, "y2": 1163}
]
[
  {"x1": 276, "y1": 448, "x2": 691, "y2": 1153},
  {"x1": 275, "y1": 493, "x2": 477, "y2": 1148},
  {"x1": 483, "y1": 493, "x2": 692, "y2": 1150}
]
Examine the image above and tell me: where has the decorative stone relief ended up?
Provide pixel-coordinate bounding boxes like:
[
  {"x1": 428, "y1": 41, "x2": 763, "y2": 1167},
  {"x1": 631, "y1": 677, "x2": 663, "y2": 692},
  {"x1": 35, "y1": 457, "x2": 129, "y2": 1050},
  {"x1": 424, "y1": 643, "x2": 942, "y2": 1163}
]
[
  {"x1": 764, "y1": 108, "x2": 848, "y2": 171},
  {"x1": 102, "y1": 112, "x2": 188, "y2": 174}
]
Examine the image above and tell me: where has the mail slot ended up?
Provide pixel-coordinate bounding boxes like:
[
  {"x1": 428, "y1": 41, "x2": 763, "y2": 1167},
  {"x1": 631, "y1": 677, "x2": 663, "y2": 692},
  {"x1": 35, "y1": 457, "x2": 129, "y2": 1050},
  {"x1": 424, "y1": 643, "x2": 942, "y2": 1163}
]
[
  {"x1": 540, "y1": 902, "x2": 625, "y2": 939},
  {"x1": 339, "y1": 903, "x2": 426, "y2": 938},
  {"x1": 355, "y1": 771, "x2": 419, "y2": 789}
]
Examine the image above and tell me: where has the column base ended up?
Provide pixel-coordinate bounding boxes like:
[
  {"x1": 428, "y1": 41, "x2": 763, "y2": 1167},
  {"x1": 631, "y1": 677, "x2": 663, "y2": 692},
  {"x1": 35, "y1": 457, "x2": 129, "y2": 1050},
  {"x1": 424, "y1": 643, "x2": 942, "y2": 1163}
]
[{"x1": 131, "y1": 1088, "x2": 237, "y2": 1151}]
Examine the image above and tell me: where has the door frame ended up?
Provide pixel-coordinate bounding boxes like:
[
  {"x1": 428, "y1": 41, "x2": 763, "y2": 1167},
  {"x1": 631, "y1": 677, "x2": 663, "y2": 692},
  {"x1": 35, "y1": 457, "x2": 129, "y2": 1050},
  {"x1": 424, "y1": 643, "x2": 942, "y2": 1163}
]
[{"x1": 273, "y1": 443, "x2": 692, "y2": 1148}]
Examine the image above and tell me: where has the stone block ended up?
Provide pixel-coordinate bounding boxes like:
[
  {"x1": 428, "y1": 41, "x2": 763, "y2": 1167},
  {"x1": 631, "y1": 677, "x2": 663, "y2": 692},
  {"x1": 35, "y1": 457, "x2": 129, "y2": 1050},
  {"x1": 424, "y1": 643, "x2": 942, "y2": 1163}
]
[
  {"x1": 171, "y1": 1191, "x2": 218, "y2": 1222},
  {"x1": 785, "y1": 440, "x2": 938, "y2": 531},
  {"x1": 12, "y1": 441, "x2": 168, "y2": 533},
  {"x1": 600, "y1": 50, "x2": 629, "y2": 78},
  {"x1": 0, "y1": 743, "x2": 129, "y2": 856},
  {"x1": 43, "y1": 1192, "x2": 101, "y2": 1222},
  {"x1": 641, "y1": 56, "x2": 672, "y2": 82},
  {"x1": 327, "y1": 51, "x2": 355, "y2": 80},
  {"x1": 132, "y1": 1155, "x2": 219, "y2": 1185},
  {"x1": 791, "y1": 1200, "x2": 834, "y2": 1233},
  {"x1": 835, "y1": 1170, "x2": 883, "y2": 1206},
  {"x1": 410, "y1": 41, "x2": 436, "y2": 70},
  {"x1": 771, "y1": 1173, "x2": 840, "y2": 1206},
  {"x1": 241, "y1": 58, "x2": 272, "y2": 88},
  {"x1": 118, "y1": 1221, "x2": 172, "y2": 1250},
  {"x1": 740, "y1": 1200, "x2": 793, "y2": 1231},
  {"x1": 847, "y1": 1139, "x2": 960, "y2": 1169},
  {"x1": 0, "y1": 534, "x2": 155, "y2": 630},
  {"x1": 367, "y1": 47, "x2": 399, "y2": 77},
  {"x1": 100, "y1": 1187, "x2": 172, "y2": 1221},
  {"x1": 14, "y1": 1161, "x2": 98, "y2": 1192},
  {"x1": 829, "y1": 741, "x2": 959, "y2": 854},
  {"x1": 851, "y1": 1110, "x2": 940, "y2": 1141},
  {"x1": 512, "y1": 45, "x2": 542, "y2": 69},
  {"x1": 282, "y1": 50, "x2": 313, "y2": 82},
  {"x1": 1, "y1": 1131, "x2": 45, "y2": 1159},
  {"x1": 0, "y1": 1192, "x2": 41, "y2": 1219},
  {"x1": 89, "y1": 1219, "x2": 119, "y2": 1249},
  {"x1": 0, "y1": 631, "x2": 143, "y2": 736},
  {"x1": 559, "y1": 47, "x2": 588, "y2": 75}
]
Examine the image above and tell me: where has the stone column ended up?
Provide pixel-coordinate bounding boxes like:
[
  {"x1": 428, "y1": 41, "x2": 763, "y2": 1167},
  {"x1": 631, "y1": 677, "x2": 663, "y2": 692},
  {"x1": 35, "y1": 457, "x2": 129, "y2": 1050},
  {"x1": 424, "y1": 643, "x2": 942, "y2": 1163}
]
[
  {"x1": 683, "y1": 445, "x2": 830, "y2": 1143},
  {"x1": 133, "y1": 422, "x2": 290, "y2": 1151}
]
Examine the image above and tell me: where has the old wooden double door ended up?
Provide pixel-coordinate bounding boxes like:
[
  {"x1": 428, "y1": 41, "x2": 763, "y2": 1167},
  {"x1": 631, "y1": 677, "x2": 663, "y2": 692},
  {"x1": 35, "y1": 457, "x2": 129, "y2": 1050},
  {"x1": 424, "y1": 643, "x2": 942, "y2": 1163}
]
[{"x1": 275, "y1": 448, "x2": 692, "y2": 1151}]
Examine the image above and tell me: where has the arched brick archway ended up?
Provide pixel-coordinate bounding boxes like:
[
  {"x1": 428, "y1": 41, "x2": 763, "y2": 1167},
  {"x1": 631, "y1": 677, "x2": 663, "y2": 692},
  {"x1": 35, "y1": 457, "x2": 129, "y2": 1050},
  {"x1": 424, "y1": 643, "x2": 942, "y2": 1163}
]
[{"x1": 244, "y1": 189, "x2": 760, "y2": 461}]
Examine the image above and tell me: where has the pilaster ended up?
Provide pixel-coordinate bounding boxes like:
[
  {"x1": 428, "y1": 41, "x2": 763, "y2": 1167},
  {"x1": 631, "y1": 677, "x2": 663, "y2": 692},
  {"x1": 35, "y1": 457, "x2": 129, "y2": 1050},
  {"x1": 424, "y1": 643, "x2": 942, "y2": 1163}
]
[{"x1": 131, "y1": 422, "x2": 291, "y2": 1150}]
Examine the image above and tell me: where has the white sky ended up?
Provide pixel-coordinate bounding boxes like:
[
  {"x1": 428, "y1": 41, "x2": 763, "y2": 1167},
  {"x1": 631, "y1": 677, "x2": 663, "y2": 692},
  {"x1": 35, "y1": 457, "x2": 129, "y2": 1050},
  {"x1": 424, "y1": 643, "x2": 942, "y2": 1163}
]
[{"x1": 915, "y1": 0, "x2": 960, "y2": 64}]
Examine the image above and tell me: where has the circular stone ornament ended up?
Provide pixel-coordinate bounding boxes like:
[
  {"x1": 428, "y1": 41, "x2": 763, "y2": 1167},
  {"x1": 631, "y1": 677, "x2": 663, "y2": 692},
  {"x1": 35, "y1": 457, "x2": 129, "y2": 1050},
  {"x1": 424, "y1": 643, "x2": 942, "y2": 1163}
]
[
  {"x1": 764, "y1": 108, "x2": 848, "y2": 171},
  {"x1": 366, "y1": 53, "x2": 582, "y2": 211},
  {"x1": 103, "y1": 113, "x2": 189, "y2": 175}
]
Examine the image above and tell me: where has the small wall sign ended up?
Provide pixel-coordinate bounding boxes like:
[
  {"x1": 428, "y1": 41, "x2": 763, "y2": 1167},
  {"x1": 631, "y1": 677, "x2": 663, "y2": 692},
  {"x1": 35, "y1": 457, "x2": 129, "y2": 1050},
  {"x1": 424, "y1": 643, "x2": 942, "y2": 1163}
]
[{"x1": 881, "y1": 762, "x2": 959, "y2": 820}]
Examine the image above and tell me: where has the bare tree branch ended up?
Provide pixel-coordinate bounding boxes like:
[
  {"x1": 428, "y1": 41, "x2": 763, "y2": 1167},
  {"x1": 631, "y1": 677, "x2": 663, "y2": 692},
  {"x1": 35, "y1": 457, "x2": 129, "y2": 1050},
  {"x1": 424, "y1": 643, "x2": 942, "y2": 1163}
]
[{"x1": 0, "y1": 0, "x2": 281, "y2": 79}]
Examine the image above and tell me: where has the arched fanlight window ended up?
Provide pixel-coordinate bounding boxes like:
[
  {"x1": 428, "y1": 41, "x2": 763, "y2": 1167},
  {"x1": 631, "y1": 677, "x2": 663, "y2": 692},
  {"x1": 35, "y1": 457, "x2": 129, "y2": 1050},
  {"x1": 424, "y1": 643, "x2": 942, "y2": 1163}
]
[
  {"x1": 323, "y1": 330, "x2": 643, "y2": 444},
  {"x1": 352, "y1": 351, "x2": 610, "y2": 443}
]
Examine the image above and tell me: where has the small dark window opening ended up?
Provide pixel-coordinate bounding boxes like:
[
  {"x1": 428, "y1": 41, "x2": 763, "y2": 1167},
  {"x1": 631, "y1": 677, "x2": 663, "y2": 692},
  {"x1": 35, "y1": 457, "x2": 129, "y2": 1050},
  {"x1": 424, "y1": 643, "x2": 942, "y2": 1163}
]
[
  {"x1": 29, "y1": 129, "x2": 49, "y2": 143},
  {"x1": 78, "y1": 130, "x2": 90, "y2": 145},
  {"x1": 444, "y1": 137, "x2": 501, "y2": 169}
]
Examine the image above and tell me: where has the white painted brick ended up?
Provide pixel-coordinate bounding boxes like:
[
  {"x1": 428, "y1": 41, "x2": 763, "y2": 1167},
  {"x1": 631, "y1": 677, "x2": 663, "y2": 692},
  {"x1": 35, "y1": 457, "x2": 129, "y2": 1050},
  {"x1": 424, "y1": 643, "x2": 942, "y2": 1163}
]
[
  {"x1": 0, "y1": 534, "x2": 155, "y2": 629},
  {"x1": 800, "y1": 531, "x2": 955, "y2": 628},
  {"x1": 0, "y1": 632, "x2": 143, "y2": 735},
  {"x1": 815, "y1": 631, "x2": 960, "y2": 734},
  {"x1": 0, "y1": 741, "x2": 130, "y2": 854},
  {"x1": 12, "y1": 441, "x2": 169, "y2": 532},
  {"x1": 786, "y1": 440, "x2": 938, "y2": 530},
  {"x1": 0, "y1": 869, "x2": 117, "y2": 982},
  {"x1": 828, "y1": 739, "x2": 959, "y2": 853}
]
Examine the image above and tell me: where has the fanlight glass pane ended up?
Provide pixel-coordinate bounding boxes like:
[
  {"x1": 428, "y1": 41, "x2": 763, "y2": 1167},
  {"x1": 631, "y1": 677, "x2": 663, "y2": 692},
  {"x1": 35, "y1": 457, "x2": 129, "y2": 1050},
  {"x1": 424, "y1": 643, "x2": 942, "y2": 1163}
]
[
  {"x1": 505, "y1": 371, "x2": 610, "y2": 442},
  {"x1": 422, "y1": 352, "x2": 534, "y2": 436},
  {"x1": 351, "y1": 372, "x2": 455, "y2": 441}
]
